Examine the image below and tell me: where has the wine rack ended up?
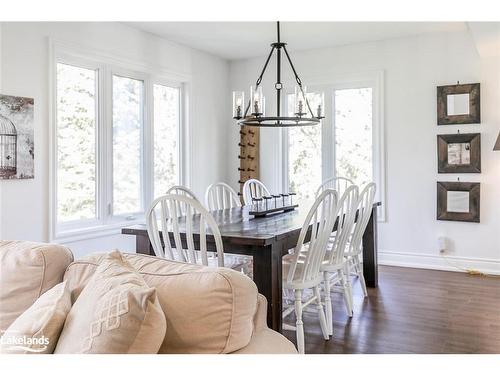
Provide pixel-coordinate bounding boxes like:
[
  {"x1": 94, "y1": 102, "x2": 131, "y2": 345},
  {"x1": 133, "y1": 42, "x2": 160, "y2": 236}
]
[{"x1": 238, "y1": 126, "x2": 260, "y2": 202}]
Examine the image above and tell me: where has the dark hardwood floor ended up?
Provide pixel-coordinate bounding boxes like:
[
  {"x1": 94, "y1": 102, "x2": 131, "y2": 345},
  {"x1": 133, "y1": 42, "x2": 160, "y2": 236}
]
[{"x1": 282, "y1": 265, "x2": 500, "y2": 354}]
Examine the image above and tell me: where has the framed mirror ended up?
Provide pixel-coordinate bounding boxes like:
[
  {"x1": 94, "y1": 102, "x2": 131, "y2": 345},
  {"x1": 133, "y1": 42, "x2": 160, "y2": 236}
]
[
  {"x1": 447, "y1": 93, "x2": 470, "y2": 115},
  {"x1": 437, "y1": 133, "x2": 481, "y2": 173},
  {"x1": 437, "y1": 181, "x2": 480, "y2": 222},
  {"x1": 437, "y1": 83, "x2": 480, "y2": 125}
]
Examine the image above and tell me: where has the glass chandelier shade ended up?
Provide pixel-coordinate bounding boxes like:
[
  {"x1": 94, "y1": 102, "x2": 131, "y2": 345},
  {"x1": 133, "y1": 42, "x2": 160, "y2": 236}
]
[
  {"x1": 294, "y1": 86, "x2": 307, "y2": 117},
  {"x1": 232, "y1": 91, "x2": 245, "y2": 119},
  {"x1": 250, "y1": 86, "x2": 265, "y2": 116},
  {"x1": 316, "y1": 92, "x2": 325, "y2": 119},
  {"x1": 232, "y1": 22, "x2": 324, "y2": 127}
]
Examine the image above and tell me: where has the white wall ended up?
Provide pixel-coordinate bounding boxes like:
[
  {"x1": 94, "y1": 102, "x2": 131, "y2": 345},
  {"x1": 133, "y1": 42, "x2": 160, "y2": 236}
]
[
  {"x1": 229, "y1": 30, "x2": 500, "y2": 274},
  {"x1": 0, "y1": 23, "x2": 3, "y2": 240},
  {"x1": 0, "y1": 22, "x2": 230, "y2": 258}
]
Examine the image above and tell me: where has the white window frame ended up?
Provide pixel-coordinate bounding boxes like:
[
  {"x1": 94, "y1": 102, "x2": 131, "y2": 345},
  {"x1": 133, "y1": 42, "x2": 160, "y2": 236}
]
[
  {"x1": 282, "y1": 70, "x2": 386, "y2": 221},
  {"x1": 49, "y1": 40, "x2": 191, "y2": 242}
]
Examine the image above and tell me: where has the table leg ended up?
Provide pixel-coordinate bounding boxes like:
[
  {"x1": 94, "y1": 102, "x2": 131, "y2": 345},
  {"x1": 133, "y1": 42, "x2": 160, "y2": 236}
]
[
  {"x1": 362, "y1": 205, "x2": 378, "y2": 287},
  {"x1": 252, "y1": 242, "x2": 283, "y2": 332},
  {"x1": 136, "y1": 235, "x2": 155, "y2": 256}
]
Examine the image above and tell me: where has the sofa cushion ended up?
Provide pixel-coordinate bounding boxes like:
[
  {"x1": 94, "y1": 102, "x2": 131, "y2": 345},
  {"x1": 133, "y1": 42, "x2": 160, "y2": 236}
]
[
  {"x1": 231, "y1": 328, "x2": 298, "y2": 354},
  {"x1": 0, "y1": 281, "x2": 72, "y2": 354},
  {"x1": 55, "y1": 251, "x2": 166, "y2": 354},
  {"x1": 0, "y1": 241, "x2": 74, "y2": 332},
  {"x1": 230, "y1": 295, "x2": 297, "y2": 354},
  {"x1": 63, "y1": 252, "x2": 258, "y2": 354}
]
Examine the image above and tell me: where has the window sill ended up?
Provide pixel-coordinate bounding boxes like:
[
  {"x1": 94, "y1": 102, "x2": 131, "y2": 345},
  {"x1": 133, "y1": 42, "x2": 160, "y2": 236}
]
[{"x1": 52, "y1": 219, "x2": 145, "y2": 244}]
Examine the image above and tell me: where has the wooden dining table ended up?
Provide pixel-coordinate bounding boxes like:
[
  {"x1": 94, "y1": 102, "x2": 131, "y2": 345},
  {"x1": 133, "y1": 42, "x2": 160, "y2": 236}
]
[{"x1": 122, "y1": 201, "x2": 381, "y2": 333}]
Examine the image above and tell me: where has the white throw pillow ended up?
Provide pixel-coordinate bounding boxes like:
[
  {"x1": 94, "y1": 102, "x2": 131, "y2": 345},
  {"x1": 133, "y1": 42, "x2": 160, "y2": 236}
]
[
  {"x1": 0, "y1": 281, "x2": 72, "y2": 354},
  {"x1": 54, "y1": 250, "x2": 166, "y2": 354}
]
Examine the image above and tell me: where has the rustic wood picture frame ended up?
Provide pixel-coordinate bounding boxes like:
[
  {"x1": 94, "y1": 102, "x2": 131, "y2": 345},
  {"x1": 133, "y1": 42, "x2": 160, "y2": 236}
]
[
  {"x1": 437, "y1": 83, "x2": 480, "y2": 125},
  {"x1": 437, "y1": 181, "x2": 480, "y2": 222},
  {"x1": 437, "y1": 133, "x2": 481, "y2": 173}
]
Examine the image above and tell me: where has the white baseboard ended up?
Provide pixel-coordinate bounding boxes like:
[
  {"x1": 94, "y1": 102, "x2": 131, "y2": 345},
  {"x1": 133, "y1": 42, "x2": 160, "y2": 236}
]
[{"x1": 378, "y1": 250, "x2": 500, "y2": 275}]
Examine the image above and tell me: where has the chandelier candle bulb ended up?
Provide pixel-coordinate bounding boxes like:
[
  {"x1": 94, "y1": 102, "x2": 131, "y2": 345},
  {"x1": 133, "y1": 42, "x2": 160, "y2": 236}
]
[
  {"x1": 294, "y1": 85, "x2": 307, "y2": 116},
  {"x1": 317, "y1": 92, "x2": 325, "y2": 119},
  {"x1": 232, "y1": 91, "x2": 245, "y2": 119},
  {"x1": 250, "y1": 86, "x2": 264, "y2": 116}
]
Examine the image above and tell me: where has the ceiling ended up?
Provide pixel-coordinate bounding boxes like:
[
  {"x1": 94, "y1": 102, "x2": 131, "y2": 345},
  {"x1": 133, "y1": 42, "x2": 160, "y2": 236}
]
[{"x1": 126, "y1": 22, "x2": 467, "y2": 60}]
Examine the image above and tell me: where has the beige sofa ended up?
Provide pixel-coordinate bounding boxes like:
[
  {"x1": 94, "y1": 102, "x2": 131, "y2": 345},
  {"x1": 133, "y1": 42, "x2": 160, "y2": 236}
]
[{"x1": 0, "y1": 240, "x2": 296, "y2": 354}]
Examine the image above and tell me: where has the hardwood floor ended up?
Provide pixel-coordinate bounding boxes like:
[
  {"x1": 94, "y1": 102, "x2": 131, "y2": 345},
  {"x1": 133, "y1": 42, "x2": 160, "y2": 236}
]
[{"x1": 282, "y1": 265, "x2": 500, "y2": 354}]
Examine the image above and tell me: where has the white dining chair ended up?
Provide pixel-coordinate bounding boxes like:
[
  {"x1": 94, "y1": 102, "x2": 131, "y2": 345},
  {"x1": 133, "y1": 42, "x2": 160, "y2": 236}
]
[
  {"x1": 242, "y1": 178, "x2": 271, "y2": 205},
  {"x1": 166, "y1": 185, "x2": 200, "y2": 217},
  {"x1": 345, "y1": 182, "x2": 376, "y2": 297},
  {"x1": 315, "y1": 177, "x2": 355, "y2": 197},
  {"x1": 205, "y1": 182, "x2": 251, "y2": 276},
  {"x1": 205, "y1": 182, "x2": 241, "y2": 211},
  {"x1": 320, "y1": 185, "x2": 359, "y2": 334},
  {"x1": 146, "y1": 194, "x2": 225, "y2": 267},
  {"x1": 166, "y1": 185, "x2": 199, "y2": 200},
  {"x1": 282, "y1": 189, "x2": 338, "y2": 354}
]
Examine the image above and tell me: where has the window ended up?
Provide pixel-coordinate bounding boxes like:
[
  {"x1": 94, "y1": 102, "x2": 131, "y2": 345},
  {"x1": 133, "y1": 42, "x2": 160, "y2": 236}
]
[
  {"x1": 112, "y1": 75, "x2": 144, "y2": 216},
  {"x1": 283, "y1": 72, "x2": 385, "y2": 219},
  {"x1": 334, "y1": 88, "x2": 373, "y2": 186},
  {"x1": 52, "y1": 48, "x2": 186, "y2": 239},
  {"x1": 153, "y1": 84, "x2": 180, "y2": 198},
  {"x1": 56, "y1": 63, "x2": 98, "y2": 223},
  {"x1": 285, "y1": 93, "x2": 322, "y2": 201}
]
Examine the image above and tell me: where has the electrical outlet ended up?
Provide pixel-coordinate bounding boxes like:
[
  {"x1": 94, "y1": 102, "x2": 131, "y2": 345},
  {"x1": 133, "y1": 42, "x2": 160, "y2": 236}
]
[{"x1": 438, "y1": 236, "x2": 448, "y2": 254}]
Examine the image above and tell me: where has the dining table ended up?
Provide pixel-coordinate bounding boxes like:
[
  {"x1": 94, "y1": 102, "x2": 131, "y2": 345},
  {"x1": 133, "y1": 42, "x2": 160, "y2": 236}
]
[{"x1": 122, "y1": 201, "x2": 381, "y2": 333}]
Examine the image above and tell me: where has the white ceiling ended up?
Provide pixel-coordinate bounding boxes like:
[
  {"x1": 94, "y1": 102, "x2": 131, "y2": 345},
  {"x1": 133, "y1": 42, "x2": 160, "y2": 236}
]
[{"x1": 126, "y1": 22, "x2": 467, "y2": 60}]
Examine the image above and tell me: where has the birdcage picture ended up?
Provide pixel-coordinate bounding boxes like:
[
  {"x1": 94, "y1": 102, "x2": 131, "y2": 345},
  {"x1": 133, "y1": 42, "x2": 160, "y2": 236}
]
[
  {"x1": 0, "y1": 94, "x2": 34, "y2": 180},
  {"x1": 0, "y1": 114, "x2": 17, "y2": 177}
]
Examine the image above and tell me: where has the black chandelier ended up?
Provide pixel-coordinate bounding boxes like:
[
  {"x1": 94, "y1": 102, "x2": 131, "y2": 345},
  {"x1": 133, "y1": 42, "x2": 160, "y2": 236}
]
[{"x1": 232, "y1": 21, "x2": 324, "y2": 127}]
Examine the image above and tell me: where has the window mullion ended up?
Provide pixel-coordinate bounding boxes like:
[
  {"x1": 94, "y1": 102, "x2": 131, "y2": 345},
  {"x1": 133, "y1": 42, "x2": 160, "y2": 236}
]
[
  {"x1": 102, "y1": 65, "x2": 113, "y2": 224},
  {"x1": 331, "y1": 90, "x2": 337, "y2": 179},
  {"x1": 143, "y1": 77, "x2": 154, "y2": 210},
  {"x1": 282, "y1": 127, "x2": 289, "y2": 193},
  {"x1": 96, "y1": 64, "x2": 104, "y2": 225}
]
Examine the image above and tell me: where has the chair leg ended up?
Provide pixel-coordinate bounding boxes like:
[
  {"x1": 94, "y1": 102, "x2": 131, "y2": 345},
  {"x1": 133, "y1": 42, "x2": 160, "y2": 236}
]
[
  {"x1": 352, "y1": 257, "x2": 360, "y2": 276},
  {"x1": 340, "y1": 266, "x2": 354, "y2": 317},
  {"x1": 294, "y1": 289, "x2": 305, "y2": 354},
  {"x1": 314, "y1": 286, "x2": 330, "y2": 340},
  {"x1": 323, "y1": 272, "x2": 333, "y2": 336},
  {"x1": 355, "y1": 255, "x2": 368, "y2": 297}
]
